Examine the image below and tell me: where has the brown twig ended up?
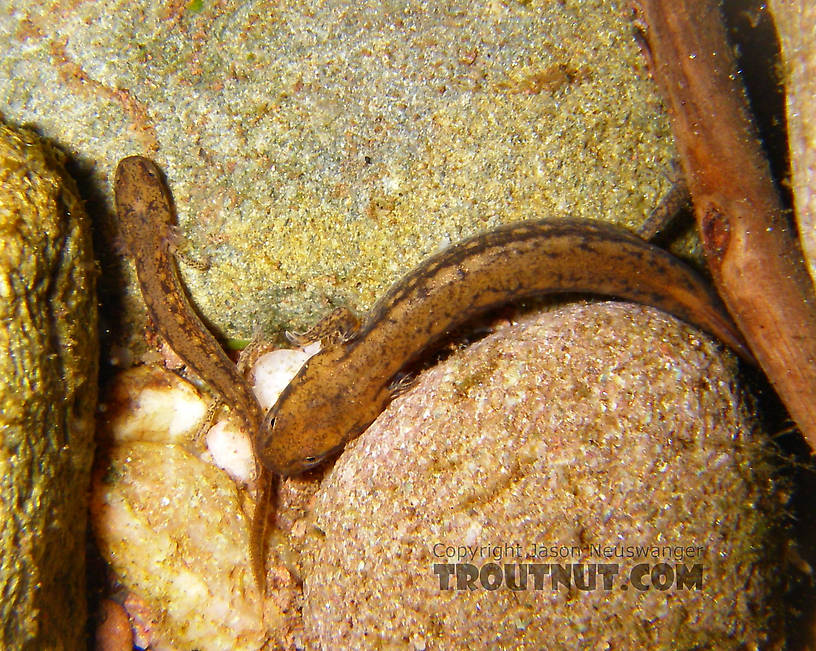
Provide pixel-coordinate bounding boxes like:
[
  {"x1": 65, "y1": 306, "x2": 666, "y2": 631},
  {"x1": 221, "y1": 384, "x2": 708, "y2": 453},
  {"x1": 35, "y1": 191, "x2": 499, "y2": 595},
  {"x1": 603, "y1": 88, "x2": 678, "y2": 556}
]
[{"x1": 635, "y1": 0, "x2": 816, "y2": 447}]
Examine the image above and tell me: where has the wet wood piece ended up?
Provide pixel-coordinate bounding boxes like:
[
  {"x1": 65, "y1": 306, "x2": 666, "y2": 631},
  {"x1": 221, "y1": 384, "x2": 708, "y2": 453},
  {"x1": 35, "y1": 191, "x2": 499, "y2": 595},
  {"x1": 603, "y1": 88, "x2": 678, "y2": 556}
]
[{"x1": 635, "y1": 0, "x2": 816, "y2": 448}]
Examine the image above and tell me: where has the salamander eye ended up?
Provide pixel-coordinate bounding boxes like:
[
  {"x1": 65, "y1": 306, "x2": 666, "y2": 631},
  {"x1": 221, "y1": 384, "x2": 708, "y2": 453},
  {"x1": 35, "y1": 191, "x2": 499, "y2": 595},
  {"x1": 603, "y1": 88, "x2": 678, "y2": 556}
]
[{"x1": 304, "y1": 456, "x2": 317, "y2": 465}]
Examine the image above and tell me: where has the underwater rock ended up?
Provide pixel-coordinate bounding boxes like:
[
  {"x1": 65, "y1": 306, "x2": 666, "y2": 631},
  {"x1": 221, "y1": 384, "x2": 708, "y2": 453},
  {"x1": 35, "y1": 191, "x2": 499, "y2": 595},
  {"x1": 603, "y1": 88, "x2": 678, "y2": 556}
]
[
  {"x1": 91, "y1": 441, "x2": 298, "y2": 650},
  {"x1": 0, "y1": 0, "x2": 682, "y2": 339},
  {"x1": 303, "y1": 302, "x2": 787, "y2": 649},
  {"x1": 0, "y1": 122, "x2": 98, "y2": 648},
  {"x1": 92, "y1": 364, "x2": 304, "y2": 650}
]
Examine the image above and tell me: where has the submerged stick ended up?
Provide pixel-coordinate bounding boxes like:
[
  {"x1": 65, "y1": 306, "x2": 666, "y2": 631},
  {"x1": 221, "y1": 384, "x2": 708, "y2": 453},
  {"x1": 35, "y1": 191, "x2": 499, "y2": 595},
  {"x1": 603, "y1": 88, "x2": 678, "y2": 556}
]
[{"x1": 636, "y1": 0, "x2": 816, "y2": 448}]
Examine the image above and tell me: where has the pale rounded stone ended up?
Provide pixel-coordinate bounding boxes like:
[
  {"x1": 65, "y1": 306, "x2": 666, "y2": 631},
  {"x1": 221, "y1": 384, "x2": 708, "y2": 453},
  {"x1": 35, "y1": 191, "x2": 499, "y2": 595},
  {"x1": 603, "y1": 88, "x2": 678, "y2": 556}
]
[
  {"x1": 93, "y1": 361, "x2": 310, "y2": 649},
  {"x1": 206, "y1": 419, "x2": 256, "y2": 484},
  {"x1": 103, "y1": 365, "x2": 208, "y2": 444},
  {"x1": 91, "y1": 441, "x2": 300, "y2": 650},
  {"x1": 252, "y1": 347, "x2": 314, "y2": 411}
]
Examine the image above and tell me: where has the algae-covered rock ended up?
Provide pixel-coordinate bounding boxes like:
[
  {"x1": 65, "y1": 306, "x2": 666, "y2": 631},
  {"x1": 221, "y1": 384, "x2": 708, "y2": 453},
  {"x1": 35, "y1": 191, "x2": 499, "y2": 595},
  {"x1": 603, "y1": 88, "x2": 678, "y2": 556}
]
[
  {"x1": 0, "y1": 0, "x2": 680, "y2": 339},
  {"x1": 303, "y1": 303, "x2": 787, "y2": 650},
  {"x1": 0, "y1": 122, "x2": 98, "y2": 648}
]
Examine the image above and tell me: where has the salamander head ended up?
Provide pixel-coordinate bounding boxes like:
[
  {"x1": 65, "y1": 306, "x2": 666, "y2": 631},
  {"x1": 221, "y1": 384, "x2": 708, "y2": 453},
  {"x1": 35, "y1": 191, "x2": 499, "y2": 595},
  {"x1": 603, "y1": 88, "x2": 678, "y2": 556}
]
[
  {"x1": 255, "y1": 350, "x2": 345, "y2": 475},
  {"x1": 258, "y1": 396, "x2": 350, "y2": 476},
  {"x1": 114, "y1": 156, "x2": 175, "y2": 252},
  {"x1": 256, "y1": 344, "x2": 388, "y2": 476}
]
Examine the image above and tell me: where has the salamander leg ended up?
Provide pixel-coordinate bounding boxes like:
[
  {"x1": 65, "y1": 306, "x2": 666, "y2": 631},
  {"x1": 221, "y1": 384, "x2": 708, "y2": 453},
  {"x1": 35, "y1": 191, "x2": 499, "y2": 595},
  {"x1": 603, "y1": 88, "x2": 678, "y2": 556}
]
[{"x1": 285, "y1": 306, "x2": 361, "y2": 346}]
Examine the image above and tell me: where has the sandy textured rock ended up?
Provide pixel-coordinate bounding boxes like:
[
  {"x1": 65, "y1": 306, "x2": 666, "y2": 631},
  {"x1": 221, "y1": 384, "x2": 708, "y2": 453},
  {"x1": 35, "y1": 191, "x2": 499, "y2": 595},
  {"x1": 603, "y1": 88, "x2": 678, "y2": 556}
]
[
  {"x1": 0, "y1": 123, "x2": 98, "y2": 648},
  {"x1": 769, "y1": 1, "x2": 816, "y2": 288},
  {"x1": 302, "y1": 302, "x2": 786, "y2": 650},
  {"x1": 0, "y1": 0, "x2": 678, "y2": 341}
]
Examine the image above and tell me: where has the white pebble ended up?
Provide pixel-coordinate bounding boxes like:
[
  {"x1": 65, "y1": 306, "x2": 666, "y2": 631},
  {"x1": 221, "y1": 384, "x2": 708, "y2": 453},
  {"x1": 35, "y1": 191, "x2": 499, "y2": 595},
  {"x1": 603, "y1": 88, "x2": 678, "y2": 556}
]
[
  {"x1": 251, "y1": 345, "x2": 317, "y2": 411},
  {"x1": 205, "y1": 420, "x2": 256, "y2": 484},
  {"x1": 107, "y1": 366, "x2": 208, "y2": 444}
]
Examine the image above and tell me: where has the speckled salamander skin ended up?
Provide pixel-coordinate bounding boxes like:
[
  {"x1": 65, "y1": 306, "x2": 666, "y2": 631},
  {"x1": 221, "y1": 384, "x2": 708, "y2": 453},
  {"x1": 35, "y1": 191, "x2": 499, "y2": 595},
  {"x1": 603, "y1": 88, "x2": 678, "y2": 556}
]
[
  {"x1": 114, "y1": 154, "x2": 749, "y2": 483},
  {"x1": 260, "y1": 218, "x2": 752, "y2": 476},
  {"x1": 113, "y1": 156, "x2": 265, "y2": 436}
]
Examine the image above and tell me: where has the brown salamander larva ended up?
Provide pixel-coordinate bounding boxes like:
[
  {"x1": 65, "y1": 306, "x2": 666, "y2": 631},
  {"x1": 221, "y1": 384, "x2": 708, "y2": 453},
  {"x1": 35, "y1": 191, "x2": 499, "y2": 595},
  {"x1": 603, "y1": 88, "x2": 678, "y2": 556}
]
[
  {"x1": 115, "y1": 155, "x2": 752, "y2": 590},
  {"x1": 259, "y1": 219, "x2": 751, "y2": 476},
  {"x1": 114, "y1": 156, "x2": 265, "y2": 437},
  {"x1": 114, "y1": 155, "x2": 270, "y2": 589}
]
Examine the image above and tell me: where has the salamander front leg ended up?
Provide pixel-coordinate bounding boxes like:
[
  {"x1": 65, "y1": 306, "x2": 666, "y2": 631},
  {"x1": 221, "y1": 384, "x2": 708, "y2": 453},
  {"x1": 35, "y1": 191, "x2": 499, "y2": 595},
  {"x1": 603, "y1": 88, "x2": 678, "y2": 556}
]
[{"x1": 285, "y1": 306, "x2": 361, "y2": 346}]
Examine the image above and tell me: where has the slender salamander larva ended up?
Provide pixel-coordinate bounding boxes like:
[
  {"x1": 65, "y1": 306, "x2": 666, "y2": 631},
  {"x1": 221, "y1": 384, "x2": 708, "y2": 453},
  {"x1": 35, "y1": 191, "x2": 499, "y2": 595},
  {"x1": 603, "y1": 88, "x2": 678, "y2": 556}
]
[
  {"x1": 114, "y1": 156, "x2": 272, "y2": 590},
  {"x1": 114, "y1": 155, "x2": 266, "y2": 438},
  {"x1": 260, "y1": 219, "x2": 752, "y2": 476}
]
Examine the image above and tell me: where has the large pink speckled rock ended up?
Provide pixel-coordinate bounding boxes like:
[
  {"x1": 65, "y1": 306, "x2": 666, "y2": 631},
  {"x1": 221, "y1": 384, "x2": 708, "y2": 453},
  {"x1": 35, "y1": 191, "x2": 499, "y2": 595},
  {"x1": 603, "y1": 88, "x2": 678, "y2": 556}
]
[{"x1": 301, "y1": 302, "x2": 786, "y2": 650}]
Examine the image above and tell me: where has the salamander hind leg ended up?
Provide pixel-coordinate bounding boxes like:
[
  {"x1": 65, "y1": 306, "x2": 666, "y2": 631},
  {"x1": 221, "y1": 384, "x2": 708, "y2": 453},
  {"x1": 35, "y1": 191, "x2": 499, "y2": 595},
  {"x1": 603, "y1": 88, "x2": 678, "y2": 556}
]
[{"x1": 636, "y1": 165, "x2": 691, "y2": 242}]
